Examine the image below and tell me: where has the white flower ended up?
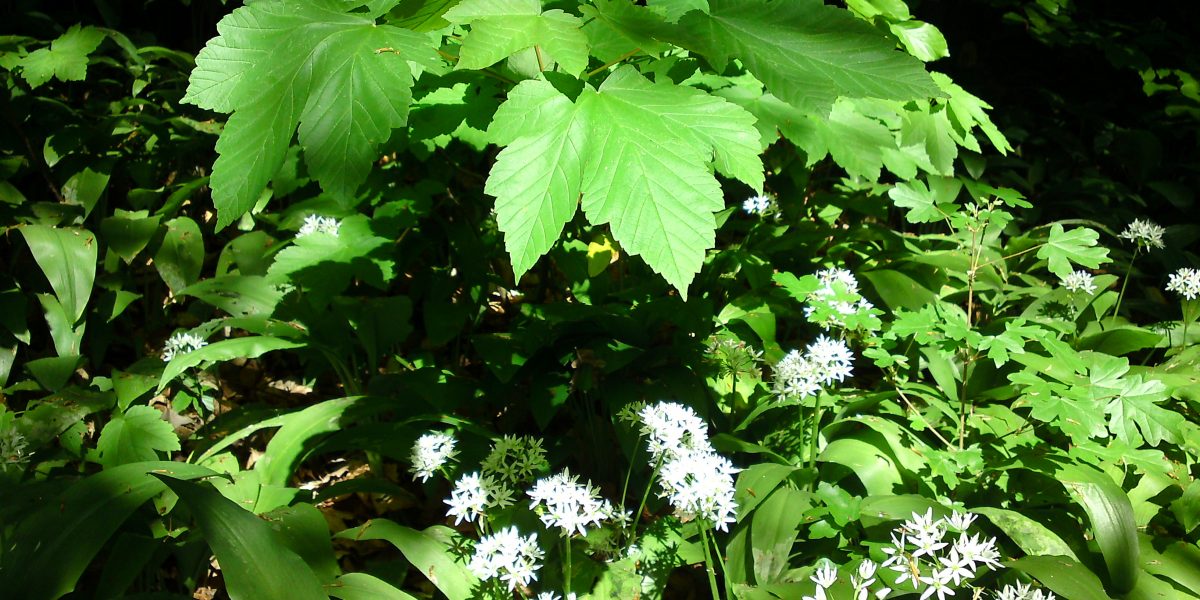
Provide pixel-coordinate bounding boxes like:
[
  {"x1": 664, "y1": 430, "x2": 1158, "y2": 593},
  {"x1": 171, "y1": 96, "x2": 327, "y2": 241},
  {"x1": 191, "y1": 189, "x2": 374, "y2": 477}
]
[
  {"x1": 1119, "y1": 218, "x2": 1165, "y2": 250},
  {"x1": 656, "y1": 446, "x2": 739, "y2": 531},
  {"x1": 806, "y1": 335, "x2": 854, "y2": 384},
  {"x1": 944, "y1": 511, "x2": 978, "y2": 532},
  {"x1": 953, "y1": 532, "x2": 1002, "y2": 571},
  {"x1": 811, "y1": 562, "x2": 839, "y2": 588},
  {"x1": 483, "y1": 435, "x2": 549, "y2": 485},
  {"x1": 527, "y1": 469, "x2": 614, "y2": 536},
  {"x1": 445, "y1": 472, "x2": 513, "y2": 525},
  {"x1": 1061, "y1": 270, "x2": 1097, "y2": 295},
  {"x1": 638, "y1": 401, "x2": 713, "y2": 462},
  {"x1": 817, "y1": 268, "x2": 861, "y2": 295},
  {"x1": 162, "y1": 331, "x2": 207, "y2": 362},
  {"x1": 773, "y1": 349, "x2": 823, "y2": 400},
  {"x1": 1166, "y1": 267, "x2": 1200, "y2": 300},
  {"x1": 804, "y1": 268, "x2": 876, "y2": 329},
  {"x1": 297, "y1": 214, "x2": 341, "y2": 237},
  {"x1": 918, "y1": 568, "x2": 955, "y2": 600},
  {"x1": 409, "y1": 431, "x2": 457, "y2": 482},
  {"x1": 937, "y1": 548, "x2": 975, "y2": 585},
  {"x1": 742, "y1": 194, "x2": 773, "y2": 215},
  {"x1": 469, "y1": 526, "x2": 544, "y2": 591}
]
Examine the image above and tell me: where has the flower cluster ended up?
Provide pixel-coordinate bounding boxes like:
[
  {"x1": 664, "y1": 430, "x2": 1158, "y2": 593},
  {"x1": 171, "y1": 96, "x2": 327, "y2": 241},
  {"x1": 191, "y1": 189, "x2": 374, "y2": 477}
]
[
  {"x1": 528, "y1": 469, "x2": 618, "y2": 536},
  {"x1": 638, "y1": 402, "x2": 739, "y2": 531},
  {"x1": 772, "y1": 335, "x2": 855, "y2": 400},
  {"x1": 1166, "y1": 267, "x2": 1200, "y2": 301},
  {"x1": 468, "y1": 526, "x2": 544, "y2": 592},
  {"x1": 742, "y1": 193, "x2": 774, "y2": 215},
  {"x1": 161, "y1": 331, "x2": 207, "y2": 361},
  {"x1": 1060, "y1": 270, "x2": 1097, "y2": 295},
  {"x1": 804, "y1": 268, "x2": 878, "y2": 330},
  {"x1": 409, "y1": 431, "x2": 457, "y2": 482},
  {"x1": 297, "y1": 214, "x2": 341, "y2": 237},
  {"x1": 482, "y1": 434, "x2": 549, "y2": 485},
  {"x1": 995, "y1": 583, "x2": 1057, "y2": 600},
  {"x1": 1, "y1": 427, "x2": 28, "y2": 466},
  {"x1": 445, "y1": 472, "x2": 514, "y2": 525},
  {"x1": 1118, "y1": 218, "x2": 1165, "y2": 250},
  {"x1": 881, "y1": 510, "x2": 1001, "y2": 600}
]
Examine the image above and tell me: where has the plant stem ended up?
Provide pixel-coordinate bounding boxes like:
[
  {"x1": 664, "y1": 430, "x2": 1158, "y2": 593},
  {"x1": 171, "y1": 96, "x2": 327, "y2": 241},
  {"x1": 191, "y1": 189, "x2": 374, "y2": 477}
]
[
  {"x1": 804, "y1": 392, "x2": 824, "y2": 491},
  {"x1": 1183, "y1": 301, "x2": 1192, "y2": 348},
  {"x1": 585, "y1": 48, "x2": 641, "y2": 78},
  {"x1": 627, "y1": 454, "x2": 663, "y2": 550},
  {"x1": 564, "y1": 535, "x2": 572, "y2": 596},
  {"x1": 700, "y1": 526, "x2": 721, "y2": 600},
  {"x1": 1109, "y1": 249, "x2": 1139, "y2": 325}
]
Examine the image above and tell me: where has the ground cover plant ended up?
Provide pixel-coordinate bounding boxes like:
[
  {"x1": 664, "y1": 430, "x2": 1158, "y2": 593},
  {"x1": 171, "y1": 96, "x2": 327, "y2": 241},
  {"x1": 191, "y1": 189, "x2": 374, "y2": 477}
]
[{"x1": 1, "y1": 0, "x2": 1199, "y2": 598}]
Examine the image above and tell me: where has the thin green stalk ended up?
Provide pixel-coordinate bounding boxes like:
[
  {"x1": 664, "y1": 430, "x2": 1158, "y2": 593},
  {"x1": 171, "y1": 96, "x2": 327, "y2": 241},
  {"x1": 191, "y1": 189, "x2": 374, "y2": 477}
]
[
  {"x1": 1183, "y1": 301, "x2": 1192, "y2": 348},
  {"x1": 700, "y1": 527, "x2": 721, "y2": 600},
  {"x1": 804, "y1": 393, "x2": 824, "y2": 492},
  {"x1": 564, "y1": 535, "x2": 572, "y2": 596},
  {"x1": 627, "y1": 454, "x2": 664, "y2": 550},
  {"x1": 619, "y1": 438, "x2": 642, "y2": 518},
  {"x1": 1109, "y1": 249, "x2": 1139, "y2": 325}
]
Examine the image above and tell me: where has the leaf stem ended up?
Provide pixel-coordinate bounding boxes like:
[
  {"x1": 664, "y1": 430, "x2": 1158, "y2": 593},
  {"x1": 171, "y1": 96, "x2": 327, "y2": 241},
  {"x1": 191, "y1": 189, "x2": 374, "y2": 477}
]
[
  {"x1": 585, "y1": 48, "x2": 641, "y2": 78},
  {"x1": 627, "y1": 454, "x2": 663, "y2": 550},
  {"x1": 1108, "y1": 248, "x2": 1139, "y2": 326},
  {"x1": 804, "y1": 392, "x2": 824, "y2": 492},
  {"x1": 700, "y1": 526, "x2": 722, "y2": 600},
  {"x1": 564, "y1": 535, "x2": 572, "y2": 596}
]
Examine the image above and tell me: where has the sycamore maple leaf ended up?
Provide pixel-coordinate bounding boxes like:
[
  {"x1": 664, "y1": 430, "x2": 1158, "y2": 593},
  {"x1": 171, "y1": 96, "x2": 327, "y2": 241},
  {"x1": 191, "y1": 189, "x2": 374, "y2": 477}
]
[{"x1": 485, "y1": 66, "x2": 762, "y2": 297}]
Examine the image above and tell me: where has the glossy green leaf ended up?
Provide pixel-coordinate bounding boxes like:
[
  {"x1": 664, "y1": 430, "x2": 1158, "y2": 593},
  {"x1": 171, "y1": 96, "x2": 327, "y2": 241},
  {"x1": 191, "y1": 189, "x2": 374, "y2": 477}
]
[
  {"x1": 262, "y1": 504, "x2": 340, "y2": 583},
  {"x1": 675, "y1": 0, "x2": 939, "y2": 114},
  {"x1": 0, "y1": 462, "x2": 213, "y2": 600},
  {"x1": 1057, "y1": 463, "x2": 1140, "y2": 594},
  {"x1": 485, "y1": 67, "x2": 761, "y2": 294},
  {"x1": 818, "y1": 437, "x2": 901, "y2": 496},
  {"x1": 254, "y1": 397, "x2": 382, "y2": 486},
  {"x1": 180, "y1": 275, "x2": 285, "y2": 318},
  {"x1": 185, "y1": 0, "x2": 439, "y2": 226},
  {"x1": 337, "y1": 520, "x2": 477, "y2": 600},
  {"x1": 157, "y1": 336, "x2": 304, "y2": 392},
  {"x1": 1139, "y1": 535, "x2": 1200, "y2": 596},
  {"x1": 19, "y1": 225, "x2": 97, "y2": 323},
  {"x1": 95, "y1": 405, "x2": 181, "y2": 468},
  {"x1": 1009, "y1": 555, "x2": 1111, "y2": 600},
  {"x1": 153, "y1": 216, "x2": 204, "y2": 293},
  {"x1": 890, "y1": 20, "x2": 949, "y2": 62},
  {"x1": 100, "y1": 213, "x2": 162, "y2": 263},
  {"x1": 972, "y1": 506, "x2": 1078, "y2": 560},
  {"x1": 750, "y1": 487, "x2": 808, "y2": 583},
  {"x1": 327, "y1": 573, "x2": 419, "y2": 600},
  {"x1": 155, "y1": 476, "x2": 327, "y2": 600}
]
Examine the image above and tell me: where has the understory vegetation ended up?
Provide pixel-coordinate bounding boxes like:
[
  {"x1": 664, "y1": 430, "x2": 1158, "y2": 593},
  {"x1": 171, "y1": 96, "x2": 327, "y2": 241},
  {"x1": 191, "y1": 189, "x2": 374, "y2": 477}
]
[{"x1": 1, "y1": 0, "x2": 1198, "y2": 599}]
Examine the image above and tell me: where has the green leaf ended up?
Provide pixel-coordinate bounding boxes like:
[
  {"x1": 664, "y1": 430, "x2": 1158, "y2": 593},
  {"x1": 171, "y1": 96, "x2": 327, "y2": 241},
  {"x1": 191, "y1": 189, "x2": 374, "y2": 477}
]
[
  {"x1": 823, "y1": 99, "x2": 894, "y2": 181},
  {"x1": 931, "y1": 72, "x2": 1012, "y2": 154},
  {"x1": 899, "y1": 104, "x2": 957, "y2": 175},
  {"x1": 95, "y1": 405, "x2": 181, "y2": 468},
  {"x1": 254, "y1": 397, "x2": 381, "y2": 486},
  {"x1": 337, "y1": 520, "x2": 477, "y2": 600},
  {"x1": 180, "y1": 275, "x2": 285, "y2": 318},
  {"x1": 1056, "y1": 463, "x2": 1140, "y2": 594},
  {"x1": 61, "y1": 161, "x2": 113, "y2": 219},
  {"x1": 100, "y1": 213, "x2": 162, "y2": 263},
  {"x1": 445, "y1": 0, "x2": 589, "y2": 75},
  {"x1": 327, "y1": 573, "x2": 419, "y2": 600},
  {"x1": 1139, "y1": 536, "x2": 1200, "y2": 597},
  {"x1": 486, "y1": 67, "x2": 761, "y2": 294},
  {"x1": 1009, "y1": 555, "x2": 1112, "y2": 600},
  {"x1": 675, "y1": 0, "x2": 939, "y2": 114},
  {"x1": 153, "y1": 216, "x2": 204, "y2": 293},
  {"x1": 1037, "y1": 224, "x2": 1110, "y2": 278},
  {"x1": 0, "y1": 462, "x2": 214, "y2": 600},
  {"x1": 19, "y1": 25, "x2": 106, "y2": 88},
  {"x1": 155, "y1": 476, "x2": 327, "y2": 600},
  {"x1": 185, "y1": 1, "x2": 438, "y2": 226},
  {"x1": 889, "y1": 21, "x2": 949, "y2": 62},
  {"x1": 158, "y1": 336, "x2": 304, "y2": 392},
  {"x1": 888, "y1": 179, "x2": 953, "y2": 223},
  {"x1": 262, "y1": 504, "x2": 340, "y2": 583},
  {"x1": 19, "y1": 225, "x2": 97, "y2": 324},
  {"x1": 580, "y1": 0, "x2": 670, "y2": 63},
  {"x1": 972, "y1": 506, "x2": 1078, "y2": 560},
  {"x1": 1104, "y1": 374, "x2": 1182, "y2": 447},
  {"x1": 818, "y1": 436, "x2": 901, "y2": 496},
  {"x1": 750, "y1": 487, "x2": 809, "y2": 583}
]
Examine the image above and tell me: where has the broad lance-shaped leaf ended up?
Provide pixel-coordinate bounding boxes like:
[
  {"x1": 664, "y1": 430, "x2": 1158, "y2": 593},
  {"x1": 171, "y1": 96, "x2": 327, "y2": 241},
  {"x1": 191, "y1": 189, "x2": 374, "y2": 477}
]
[
  {"x1": 486, "y1": 66, "x2": 762, "y2": 296},
  {"x1": 674, "y1": 0, "x2": 940, "y2": 114},
  {"x1": 444, "y1": 0, "x2": 589, "y2": 75},
  {"x1": 184, "y1": 0, "x2": 439, "y2": 227}
]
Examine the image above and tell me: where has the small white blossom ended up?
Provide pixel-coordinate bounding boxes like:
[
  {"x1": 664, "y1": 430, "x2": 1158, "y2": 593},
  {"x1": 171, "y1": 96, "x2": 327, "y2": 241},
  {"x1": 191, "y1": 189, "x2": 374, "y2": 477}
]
[
  {"x1": 811, "y1": 562, "x2": 839, "y2": 588},
  {"x1": 469, "y1": 526, "x2": 544, "y2": 591},
  {"x1": 804, "y1": 268, "x2": 877, "y2": 329},
  {"x1": 161, "y1": 331, "x2": 207, "y2": 362},
  {"x1": 918, "y1": 568, "x2": 955, "y2": 600},
  {"x1": 806, "y1": 335, "x2": 855, "y2": 384},
  {"x1": 445, "y1": 472, "x2": 513, "y2": 525},
  {"x1": 773, "y1": 336, "x2": 855, "y2": 400},
  {"x1": 638, "y1": 401, "x2": 713, "y2": 462},
  {"x1": 297, "y1": 214, "x2": 341, "y2": 237},
  {"x1": 409, "y1": 431, "x2": 457, "y2": 482},
  {"x1": 1061, "y1": 270, "x2": 1097, "y2": 295},
  {"x1": 527, "y1": 469, "x2": 615, "y2": 536},
  {"x1": 1166, "y1": 267, "x2": 1200, "y2": 301},
  {"x1": 1119, "y1": 218, "x2": 1165, "y2": 250},
  {"x1": 742, "y1": 194, "x2": 773, "y2": 215},
  {"x1": 657, "y1": 446, "x2": 739, "y2": 532}
]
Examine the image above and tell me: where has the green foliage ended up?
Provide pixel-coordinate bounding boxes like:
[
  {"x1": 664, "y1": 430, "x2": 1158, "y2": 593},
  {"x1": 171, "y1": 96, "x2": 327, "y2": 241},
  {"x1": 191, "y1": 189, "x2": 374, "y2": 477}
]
[{"x1": 2, "y1": 1, "x2": 1198, "y2": 599}]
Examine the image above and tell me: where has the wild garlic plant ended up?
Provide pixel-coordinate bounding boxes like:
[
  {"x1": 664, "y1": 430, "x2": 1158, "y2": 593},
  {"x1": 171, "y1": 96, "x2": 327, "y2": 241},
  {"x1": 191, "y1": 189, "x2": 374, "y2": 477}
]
[
  {"x1": 804, "y1": 510, "x2": 1054, "y2": 600},
  {"x1": 1111, "y1": 218, "x2": 1166, "y2": 321},
  {"x1": 1166, "y1": 267, "x2": 1200, "y2": 345},
  {"x1": 160, "y1": 330, "x2": 214, "y2": 413}
]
